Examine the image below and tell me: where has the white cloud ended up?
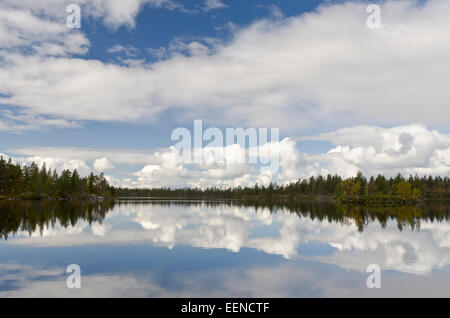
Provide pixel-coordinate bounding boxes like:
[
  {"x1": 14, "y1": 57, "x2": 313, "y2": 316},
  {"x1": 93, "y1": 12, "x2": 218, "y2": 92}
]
[
  {"x1": 1, "y1": 152, "x2": 92, "y2": 176},
  {"x1": 6, "y1": 124, "x2": 450, "y2": 187},
  {"x1": 0, "y1": 0, "x2": 183, "y2": 29},
  {"x1": 93, "y1": 157, "x2": 114, "y2": 172},
  {"x1": 257, "y1": 4, "x2": 284, "y2": 19},
  {"x1": 0, "y1": 110, "x2": 81, "y2": 132},
  {"x1": 1, "y1": 0, "x2": 450, "y2": 131},
  {"x1": 10, "y1": 147, "x2": 163, "y2": 165},
  {"x1": 20, "y1": 156, "x2": 92, "y2": 176},
  {"x1": 0, "y1": 7, "x2": 90, "y2": 56},
  {"x1": 203, "y1": 0, "x2": 228, "y2": 12},
  {"x1": 108, "y1": 44, "x2": 138, "y2": 56},
  {"x1": 303, "y1": 124, "x2": 450, "y2": 177},
  {"x1": 133, "y1": 151, "x2": 191, "y2": 188}
]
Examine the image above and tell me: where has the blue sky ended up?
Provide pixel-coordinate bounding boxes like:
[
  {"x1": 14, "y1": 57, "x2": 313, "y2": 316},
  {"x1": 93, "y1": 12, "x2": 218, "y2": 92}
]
[
  {"x1": 0, "y1": 0, "x2": 449, "y2": 188},
  {"x1": 2, "y1": 0, "x2": 332, "y2": 150}
]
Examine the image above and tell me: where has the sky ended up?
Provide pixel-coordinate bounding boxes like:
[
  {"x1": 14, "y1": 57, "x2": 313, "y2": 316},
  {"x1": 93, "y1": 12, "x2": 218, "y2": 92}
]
[{"x1": 0, "y1": 0, "x2": 449, "y2": 188}]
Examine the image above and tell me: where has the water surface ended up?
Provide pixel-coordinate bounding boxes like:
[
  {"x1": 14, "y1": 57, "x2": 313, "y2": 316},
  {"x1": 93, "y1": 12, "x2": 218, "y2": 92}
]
[{"x1": 0, "y1": 200, "x2": 449, "y2": 297}]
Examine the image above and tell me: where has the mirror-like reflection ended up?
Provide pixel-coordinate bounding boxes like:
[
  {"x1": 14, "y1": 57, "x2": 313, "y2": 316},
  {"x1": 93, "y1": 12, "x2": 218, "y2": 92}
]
[
  {"x1": 2, "y1": 200, "x2": 449, "y2": 237},
  {"x1": 0, "y1": 200, "x2": 449, "y2": 297},
  {"x1": 0, "y1": 200, "x2": 113, "y2": 240}
]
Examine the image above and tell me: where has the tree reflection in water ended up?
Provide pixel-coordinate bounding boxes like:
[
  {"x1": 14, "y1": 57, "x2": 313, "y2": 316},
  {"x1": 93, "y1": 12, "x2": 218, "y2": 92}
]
[{"x1": 0, "y1": 199, "x2": 448, "y2": 240}]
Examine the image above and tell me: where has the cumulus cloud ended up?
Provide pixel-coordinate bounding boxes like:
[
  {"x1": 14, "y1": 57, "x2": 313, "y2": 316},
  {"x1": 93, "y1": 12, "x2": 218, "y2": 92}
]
[
  {"x1": 1, "y1": 151, "x2": 92, "y2": 176},
  {"x1": 303, "y1": 124, "x2": 450, "y2": 177},
  {"x1": 1, "y1": 1, "x2": 448, "y2": 186},
  {"x1": 0, "y1": 6, "x2": 89, "y2": 56},
  {"x1": 0, "y1": 0, "x2": 449, "y2": 131},
  {"x1": 93, "y1": 157, "x2": 114, "y2": 172},
  {"x1": 133, "y1": 150, "x2": 191, "y2": 187},
  {"x1": 5, "y1": 124, "x2": 450, "y2": 187},
  {"x1": 19, "y1": 156, "x2": 92, "y2": 176}
]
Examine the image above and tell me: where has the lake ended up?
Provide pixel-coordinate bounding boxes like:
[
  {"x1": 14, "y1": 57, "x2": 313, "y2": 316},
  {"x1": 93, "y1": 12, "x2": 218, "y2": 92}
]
[{"x1": 0, "y1": 199, "x2": 449, "y2": 297}]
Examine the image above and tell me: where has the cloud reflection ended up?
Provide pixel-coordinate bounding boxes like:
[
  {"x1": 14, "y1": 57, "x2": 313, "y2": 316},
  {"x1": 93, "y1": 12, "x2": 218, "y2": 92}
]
[{"x1": 1, "y1": 201, "x2": 449, "y2": 276}]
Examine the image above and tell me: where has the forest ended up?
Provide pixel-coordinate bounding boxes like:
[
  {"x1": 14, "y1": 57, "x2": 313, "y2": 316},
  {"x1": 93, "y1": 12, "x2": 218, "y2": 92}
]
[
  {"x1": 1, "y1": 156, "x2": 449, "y2": 203},
  {"x1": 0, "y1": 156, "x2": 116, "y2": 199},
  {"x1": 117, "y1": 171, "x2": 450, "y2": 204}
]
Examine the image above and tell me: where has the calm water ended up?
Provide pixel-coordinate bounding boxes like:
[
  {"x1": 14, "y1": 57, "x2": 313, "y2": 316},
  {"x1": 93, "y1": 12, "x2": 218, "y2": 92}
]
[{"x1": 0, "y1": 199, "x2": 449, "y2": 297}]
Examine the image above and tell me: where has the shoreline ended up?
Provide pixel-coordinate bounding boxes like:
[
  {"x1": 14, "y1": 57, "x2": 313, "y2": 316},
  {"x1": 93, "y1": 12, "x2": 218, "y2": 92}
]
[{"x1": 2, "y1": 195, "x2": 448, "y2": 206}]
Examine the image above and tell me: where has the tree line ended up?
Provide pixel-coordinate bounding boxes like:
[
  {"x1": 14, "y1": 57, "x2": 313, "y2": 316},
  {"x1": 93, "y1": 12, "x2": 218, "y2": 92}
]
[
  {"x1": 116, "y1": 171, "x2": 450, "y2": 204},
  {"x1": 0, "y1": 156, "x2": 116, "y2": 199},
  {"x1": 1, "y1": 156, "x2": 449, "y2": 203}
]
